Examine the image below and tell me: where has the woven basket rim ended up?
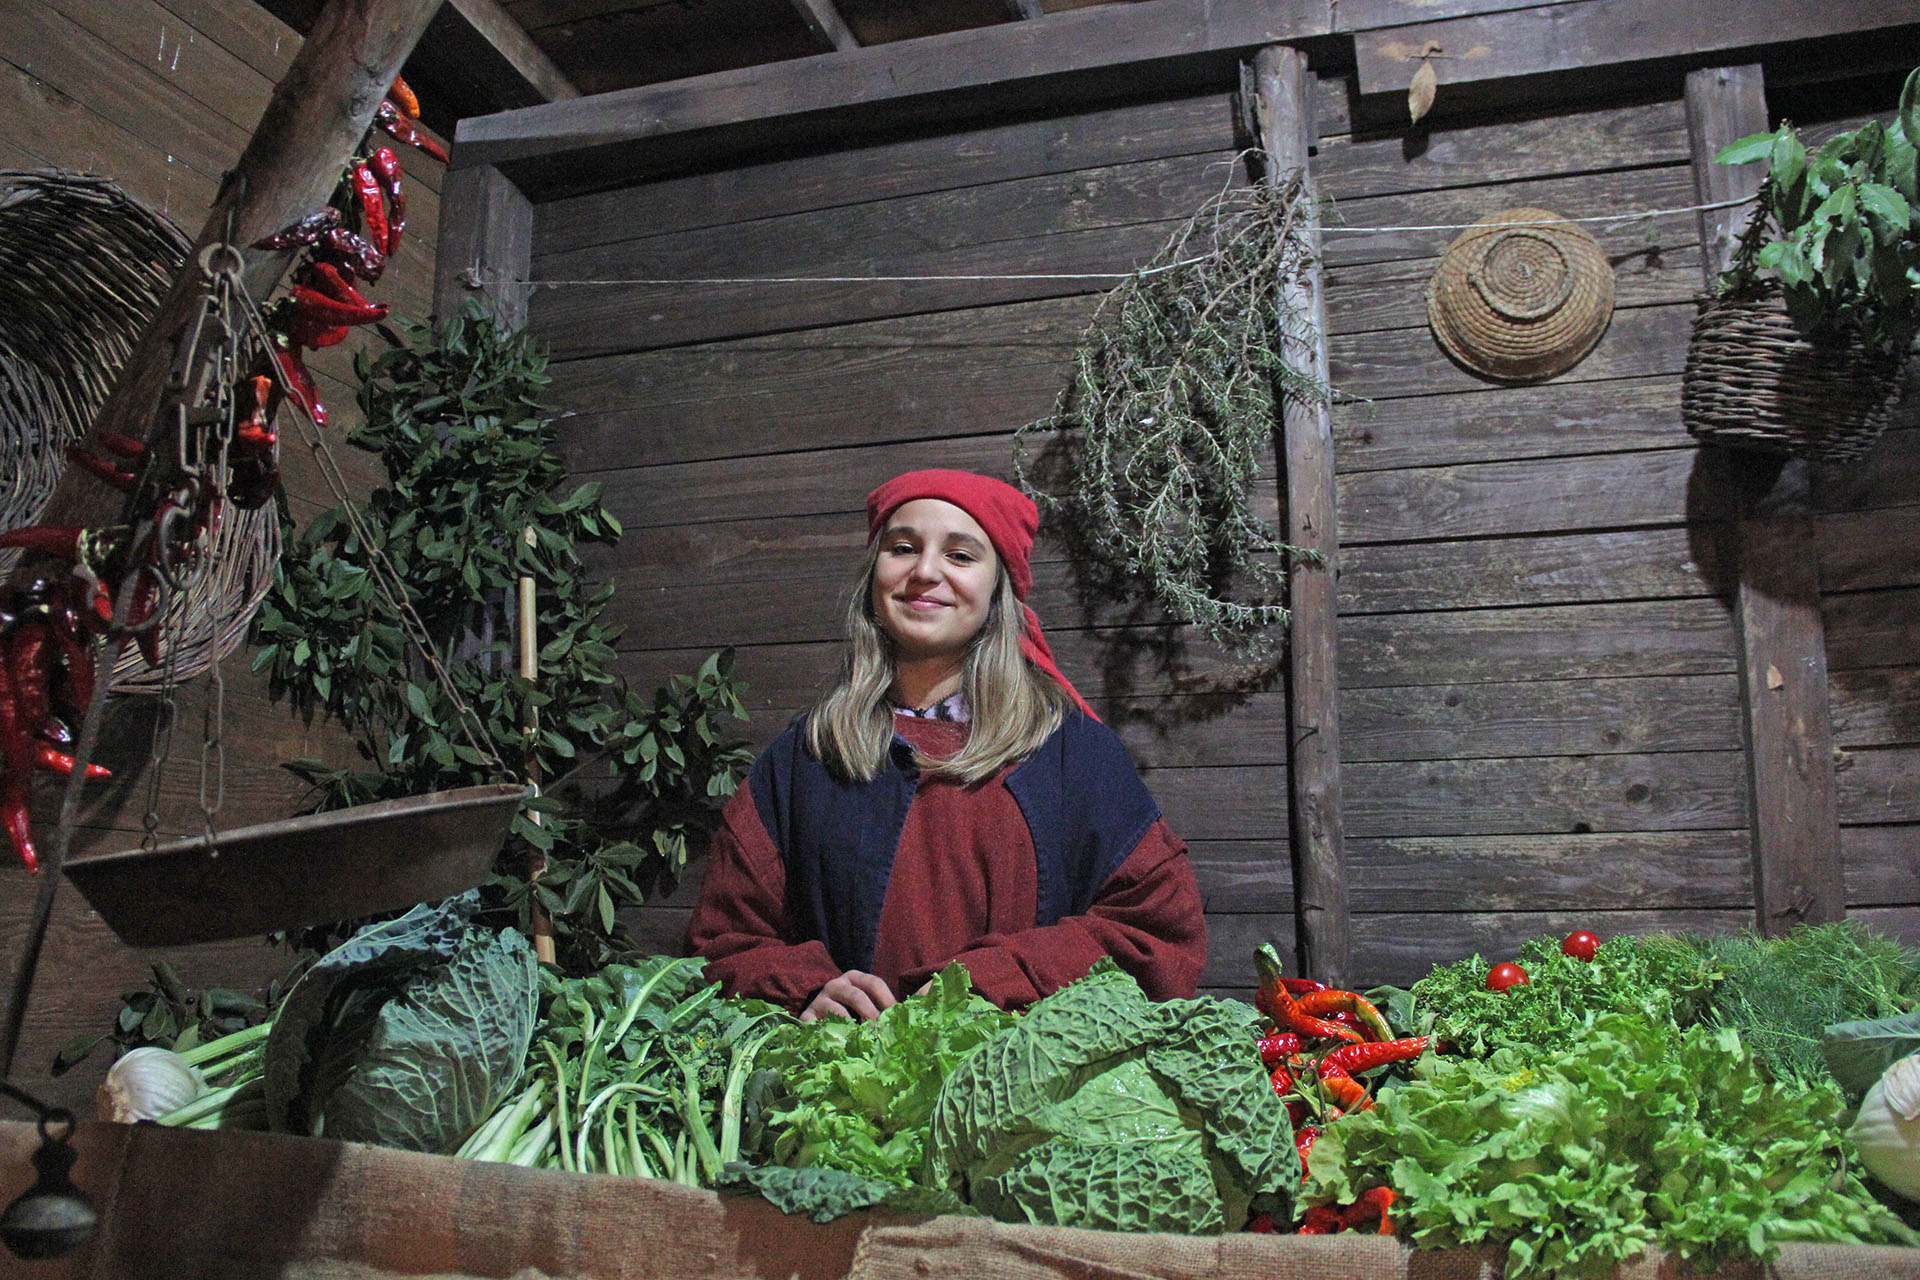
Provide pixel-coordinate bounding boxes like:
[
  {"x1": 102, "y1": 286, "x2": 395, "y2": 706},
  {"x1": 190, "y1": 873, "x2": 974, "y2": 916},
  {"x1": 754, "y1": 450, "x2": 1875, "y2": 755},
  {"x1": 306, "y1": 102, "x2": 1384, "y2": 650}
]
[{"x1": 1427, "y1": 207, "x2": 1617, "y2": 383}]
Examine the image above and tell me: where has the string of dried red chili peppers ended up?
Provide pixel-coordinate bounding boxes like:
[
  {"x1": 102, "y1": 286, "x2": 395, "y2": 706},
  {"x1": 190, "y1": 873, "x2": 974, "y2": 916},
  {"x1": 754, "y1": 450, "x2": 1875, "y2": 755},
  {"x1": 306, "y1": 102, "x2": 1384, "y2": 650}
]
[{"x1": 0, "y1": 76, "x2": 447, "y2": 874}]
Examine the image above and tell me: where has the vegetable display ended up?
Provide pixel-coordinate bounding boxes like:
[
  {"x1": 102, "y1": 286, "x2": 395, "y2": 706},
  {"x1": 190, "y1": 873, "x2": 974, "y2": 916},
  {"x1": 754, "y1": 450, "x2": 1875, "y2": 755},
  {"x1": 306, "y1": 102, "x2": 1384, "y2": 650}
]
[{"x1": 1305, "y1": 1013, "x2": 1920, "y2": 1278}]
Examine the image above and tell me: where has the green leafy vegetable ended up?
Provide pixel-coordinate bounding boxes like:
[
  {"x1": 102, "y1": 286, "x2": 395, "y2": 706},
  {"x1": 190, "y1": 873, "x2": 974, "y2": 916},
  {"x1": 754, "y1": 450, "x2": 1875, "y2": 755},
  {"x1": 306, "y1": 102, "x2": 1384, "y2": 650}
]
[
  {"x1": 1307, "y1": 1013, "x2": 1919, "y2": 1279},
  {"x1": 1649, "y1": 922, "x2": 1920, "y2": 1088},
  {"x1": 754, "y1": 963, "x2": 1016, "y2": 1187},
  {"x1": 1403, "y1": 934, "x2": 1714, "y2": 1058},
  {"x1": 925, "y1": 961, "x2": 1295, "y2": 1234},
  {"x1": 1825, "y1": 1010, "x2": 1920, "y2": 1103},
  {"x1": 263, "y1": 894, "x2": 539, "y2": 1153},
  {"x1": 458, "y1": 955, "x2": 781, "y2": 1186}
]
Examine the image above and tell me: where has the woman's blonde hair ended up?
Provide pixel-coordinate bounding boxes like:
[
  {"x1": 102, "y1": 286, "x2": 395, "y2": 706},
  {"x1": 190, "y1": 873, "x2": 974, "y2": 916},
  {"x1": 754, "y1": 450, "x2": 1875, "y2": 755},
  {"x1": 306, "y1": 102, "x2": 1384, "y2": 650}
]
[{"x1": 805, "y1": 539, "x2": 1067, "y2": 785}]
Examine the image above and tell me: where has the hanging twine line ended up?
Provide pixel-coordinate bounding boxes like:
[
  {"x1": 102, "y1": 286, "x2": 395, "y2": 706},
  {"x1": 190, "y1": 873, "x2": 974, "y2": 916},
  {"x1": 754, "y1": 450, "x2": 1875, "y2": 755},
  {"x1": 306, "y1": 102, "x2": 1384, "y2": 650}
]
[{"x1": 467, "y1": 192, "x2": 1755, "y2": 292}]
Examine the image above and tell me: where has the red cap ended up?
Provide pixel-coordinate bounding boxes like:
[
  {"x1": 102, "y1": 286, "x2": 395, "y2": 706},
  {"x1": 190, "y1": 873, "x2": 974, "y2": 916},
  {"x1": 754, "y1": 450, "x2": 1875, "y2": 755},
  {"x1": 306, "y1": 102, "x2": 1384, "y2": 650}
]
[{"x1": 866, "y1": 469, "x2": 1095, "y2": 719}]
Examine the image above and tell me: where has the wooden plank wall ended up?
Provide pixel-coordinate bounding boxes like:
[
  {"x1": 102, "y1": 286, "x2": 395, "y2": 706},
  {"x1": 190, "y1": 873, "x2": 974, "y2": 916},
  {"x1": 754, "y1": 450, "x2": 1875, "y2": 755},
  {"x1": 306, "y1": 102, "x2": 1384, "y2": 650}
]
[
  {"x1": 0, "y1": 0, "x2": 445, "y2": 1108},
  {"x1": 533, "y1": 58, "x2": 1920, "y2": 997},
  {"x1": 531, "y1": 88, "x2": 1309, "y2": 990}
]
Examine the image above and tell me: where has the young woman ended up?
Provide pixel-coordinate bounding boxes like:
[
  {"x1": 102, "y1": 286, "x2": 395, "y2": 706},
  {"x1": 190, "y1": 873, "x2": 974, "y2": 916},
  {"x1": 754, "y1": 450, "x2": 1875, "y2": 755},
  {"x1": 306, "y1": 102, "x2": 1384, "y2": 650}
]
[{"x1": 684, "y1": 469, "x2": 1206, "y2": 1020}]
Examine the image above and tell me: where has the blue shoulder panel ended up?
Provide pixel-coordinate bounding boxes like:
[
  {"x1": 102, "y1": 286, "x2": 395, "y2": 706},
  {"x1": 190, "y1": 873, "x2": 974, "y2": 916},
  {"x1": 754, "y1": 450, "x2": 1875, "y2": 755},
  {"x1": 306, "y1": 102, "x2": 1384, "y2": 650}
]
[
  {"x1": 750, "y1": 720, "x2": 917, "y2": 974},
  {"x1": 1005, "y1": 712, "x2": 1161, "y2": 925}
]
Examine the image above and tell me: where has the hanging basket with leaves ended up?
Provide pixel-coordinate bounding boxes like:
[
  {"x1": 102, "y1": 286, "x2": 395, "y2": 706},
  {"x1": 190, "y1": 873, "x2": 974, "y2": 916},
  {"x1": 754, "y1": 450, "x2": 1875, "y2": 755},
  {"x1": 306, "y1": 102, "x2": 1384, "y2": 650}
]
[
  {"x1": 1013, "y1": 164, "x2": 1329, "y2": 661},
  {"x1": 1682, "y1": 67, "x2": 1920, "y2": 462}
]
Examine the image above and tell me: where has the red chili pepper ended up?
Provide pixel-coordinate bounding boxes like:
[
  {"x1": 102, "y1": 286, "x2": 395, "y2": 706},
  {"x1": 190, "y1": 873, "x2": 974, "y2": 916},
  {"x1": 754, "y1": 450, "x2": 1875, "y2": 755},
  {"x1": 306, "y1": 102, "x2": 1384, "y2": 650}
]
[
  {"x1": 376, "y1": 100, "x2": 450, "y2": 164},
  {"x1": 1294, "y1": 1124, "x2": 1319, "y2": 1180},
  {"x1": 1257, "y1": 1032, "x2": 1302, "y2": 1064},
  {"x1": 1269, "y1": 1061, "x2": 1294, "y2": 1097},
  {"x1": 290, "y1": 287, "x2": 388, "y2": 328},
  {"x1": 34, "y1": 744, "x2": 109, "y2": 780},
  {"x1": 321, "y1": 227, "x2": 387, "y2": 282},
  {"x1": 348, "y1": 162, "x2": 389, "y2": 260},
  {"x1": 1281, "y1": 977, "x2": 1330, "y2": 996},
  {"x1": 9, "y1": 623, "x2": 52, "y2": 736},
  {"x1": 388, "y1": 76, "x2": 421, "y2": 119},
  {"x1": 287, "y1": 316, "x2": 351, "y2": 349},
  {"x1": 0, "y1": 658, "x2": 38, "y2": 872},
  {"x1": 1292, "y1": 990, "x2": 1395, "y2": 1042},
  {"x1": 252, "y1": 206, "x2": 342, "y2": 251},
  {"x1": 300, "y1": 261, "x2": 372, "y2": 309},
  {"x1": 98, "y1": 432, "x2": 147, "y2": 461},
  {"x1": 46, "y1": 616, "x2": 94, "y2": 724},
  {"x1": 1256, "y1": 944, "x2": 1365, "y2": 1045},
  {"x1": 1296, "y1": 1205, "x2": 1344, "y2": 1235},
  {"x1": 272, "y1": 346, "x2": 326, "y2": 427},
  {"x1": 368, "y1": 147, "x2": 406, "y2": 256},
  {"x1": 0, "y1": 524, "x2": 85, "y2": 561},
  {"x1": 1341, "y1": 1187, "x2": 1396, "y2": 1235},
  {"x1": 1325, "y1": 1036, "x2": 1432, "y2": 1077},
  {"x1": 1244, "y1": 1212, "x2": 1277, "y2": 1234},
  {"x1": 64, "y1": 445, "x2": 137, "y2": 492},
  {"x1": 1316, "y1": 1062, "x2": 1371, "y2": 1112}
]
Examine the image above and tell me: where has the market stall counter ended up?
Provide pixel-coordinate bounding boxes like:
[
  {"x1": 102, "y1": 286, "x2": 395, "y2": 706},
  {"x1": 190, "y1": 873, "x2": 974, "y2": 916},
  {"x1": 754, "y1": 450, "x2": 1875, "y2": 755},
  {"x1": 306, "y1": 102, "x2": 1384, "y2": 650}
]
[{"x1": 5, "y1": 1121, "x2": 1917, "y2": 1280}]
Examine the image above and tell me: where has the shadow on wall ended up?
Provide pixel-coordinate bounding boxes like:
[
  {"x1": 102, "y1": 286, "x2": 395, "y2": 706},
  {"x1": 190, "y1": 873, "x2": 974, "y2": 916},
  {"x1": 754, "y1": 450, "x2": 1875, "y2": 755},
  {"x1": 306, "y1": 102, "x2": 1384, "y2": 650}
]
[{"x1": 1019, "y1": 428, "x2": 1284, "y2": 740}]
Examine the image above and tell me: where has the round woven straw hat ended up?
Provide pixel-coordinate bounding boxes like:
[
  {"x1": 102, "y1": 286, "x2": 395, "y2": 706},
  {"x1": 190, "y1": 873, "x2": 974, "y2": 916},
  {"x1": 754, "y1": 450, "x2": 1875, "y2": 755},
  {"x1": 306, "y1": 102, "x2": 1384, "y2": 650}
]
[{"x1": 1427, "y1": 208, "x2": 1615, "y2": 382}]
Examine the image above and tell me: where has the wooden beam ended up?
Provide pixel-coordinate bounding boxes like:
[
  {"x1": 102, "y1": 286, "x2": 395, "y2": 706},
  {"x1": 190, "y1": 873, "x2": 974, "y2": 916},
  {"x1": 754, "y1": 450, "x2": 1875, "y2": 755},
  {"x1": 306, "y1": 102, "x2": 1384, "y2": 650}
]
[
  {"x1": 1354, "y1": 0, "x2": 1920, "y2": 99},
  {"x1": 789, "y1": 0, "x2": 860, "y2": 52},
  {"x1": 443, "y1": 0, "x2": 581, "y2": 103},
  {"x1": 1252, "y1": 44, "x2": 1350, "y2": 988},
  {"x1": 1684, "y1": 63, "x2": 1844, "y2": 935},
  {"x1": 452, "y1": 0, "x2": 1331, "y2": 198},
  {"x1": 434, "y1": 163, "x2": 535, "y2": 328}
]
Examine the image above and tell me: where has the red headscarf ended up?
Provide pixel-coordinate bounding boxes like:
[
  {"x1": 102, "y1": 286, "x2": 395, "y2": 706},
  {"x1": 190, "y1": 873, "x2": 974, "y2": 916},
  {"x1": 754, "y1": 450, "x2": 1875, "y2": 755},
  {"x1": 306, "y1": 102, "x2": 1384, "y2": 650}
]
[{"x1": 866, "y1": 469, "x2": 1096, "y2": 720}]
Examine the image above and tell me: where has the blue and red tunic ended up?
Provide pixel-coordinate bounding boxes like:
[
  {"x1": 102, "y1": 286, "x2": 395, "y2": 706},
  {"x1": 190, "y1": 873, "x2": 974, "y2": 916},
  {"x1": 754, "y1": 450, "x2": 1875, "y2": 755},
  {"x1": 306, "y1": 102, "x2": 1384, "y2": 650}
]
[{"x1": 684, "y1": 709, "x2": 1207, "y2": 1011}]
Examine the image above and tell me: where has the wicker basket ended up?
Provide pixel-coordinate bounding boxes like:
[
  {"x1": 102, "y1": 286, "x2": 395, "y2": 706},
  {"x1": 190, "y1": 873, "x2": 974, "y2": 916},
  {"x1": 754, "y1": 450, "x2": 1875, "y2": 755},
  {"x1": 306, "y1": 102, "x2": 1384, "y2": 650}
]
[
  {"x1": 0, "y1": 170, "x2": 281, "y2": 690},
  {"x1": 1426, "y1": 208, "x2": 1616, "y2": 383},
  {"x1": 1682, "y1": 283, "x2": 1908, "y2": 462}
]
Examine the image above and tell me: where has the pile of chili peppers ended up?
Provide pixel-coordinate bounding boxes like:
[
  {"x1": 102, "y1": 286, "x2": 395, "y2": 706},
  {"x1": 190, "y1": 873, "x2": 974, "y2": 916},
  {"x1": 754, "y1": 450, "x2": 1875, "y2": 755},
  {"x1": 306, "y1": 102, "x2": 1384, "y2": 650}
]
[
  {"x1": 0, "y1": 79, "x2": 447, "y2": 874},
  {"x1": 1244, "y1": 942, "x2": 1432, "y2": 1237}
]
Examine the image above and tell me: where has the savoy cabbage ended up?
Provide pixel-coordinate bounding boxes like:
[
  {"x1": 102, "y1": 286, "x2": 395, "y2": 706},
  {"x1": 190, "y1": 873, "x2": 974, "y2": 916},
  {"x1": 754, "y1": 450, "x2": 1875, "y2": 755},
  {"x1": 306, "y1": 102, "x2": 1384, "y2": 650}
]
[{"x1": 924, "y1": 961, "x2": 1297, "y2": 1233}]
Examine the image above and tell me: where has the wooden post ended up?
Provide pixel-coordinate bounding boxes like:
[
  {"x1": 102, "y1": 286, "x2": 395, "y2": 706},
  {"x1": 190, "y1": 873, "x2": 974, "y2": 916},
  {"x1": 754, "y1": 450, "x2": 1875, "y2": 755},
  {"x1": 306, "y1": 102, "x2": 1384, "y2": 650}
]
[
  {"x1": 1251, "y1": 45, "x2": 1350, "y2": 987},
  {"x1": 433, "y1": 164, "x2": 534, "y2": 328},
  {"x1": 28, "y1": 0, "x2": 444, "y2": 541},
  {"x1": 1685, "y1": 64, "x2": 1844, "y2": 934}
]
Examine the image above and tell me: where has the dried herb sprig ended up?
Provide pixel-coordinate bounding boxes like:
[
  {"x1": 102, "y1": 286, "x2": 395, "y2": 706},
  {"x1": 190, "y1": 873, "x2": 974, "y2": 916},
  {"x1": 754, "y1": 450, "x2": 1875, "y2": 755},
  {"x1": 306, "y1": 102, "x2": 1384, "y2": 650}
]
[{"x1": 1014, "y1": 162, "x2": 1330, "y2": 659}]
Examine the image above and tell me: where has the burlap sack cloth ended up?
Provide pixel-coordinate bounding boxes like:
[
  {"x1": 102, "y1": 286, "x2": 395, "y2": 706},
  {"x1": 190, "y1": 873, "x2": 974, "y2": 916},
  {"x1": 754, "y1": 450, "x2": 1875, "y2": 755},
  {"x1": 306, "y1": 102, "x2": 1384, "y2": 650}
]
[{"x1": 4, "y1": 1122, "x2": 1915, "y2": 1280}]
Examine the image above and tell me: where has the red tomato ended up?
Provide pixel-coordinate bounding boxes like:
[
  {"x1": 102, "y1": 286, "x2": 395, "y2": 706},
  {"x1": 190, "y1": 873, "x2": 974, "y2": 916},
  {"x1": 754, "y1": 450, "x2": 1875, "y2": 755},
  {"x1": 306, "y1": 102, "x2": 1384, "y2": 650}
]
[
  {"x1": 1485, "y1": 962, "x2": 1529, "y2": 992},
  {"x1": 1562, "y1": 929, "x2": 1601, "y2": 961}
]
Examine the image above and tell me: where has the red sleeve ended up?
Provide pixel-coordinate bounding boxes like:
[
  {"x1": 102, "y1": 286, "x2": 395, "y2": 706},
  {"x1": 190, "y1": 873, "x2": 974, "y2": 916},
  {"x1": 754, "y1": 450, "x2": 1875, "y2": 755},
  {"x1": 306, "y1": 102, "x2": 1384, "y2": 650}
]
[
  {"x1": 682, "y1": 787, "x2": 842, "y2": 1012},
  {"x1": 905, "y1": 818, "x2": 1207, "y2": 1008}
]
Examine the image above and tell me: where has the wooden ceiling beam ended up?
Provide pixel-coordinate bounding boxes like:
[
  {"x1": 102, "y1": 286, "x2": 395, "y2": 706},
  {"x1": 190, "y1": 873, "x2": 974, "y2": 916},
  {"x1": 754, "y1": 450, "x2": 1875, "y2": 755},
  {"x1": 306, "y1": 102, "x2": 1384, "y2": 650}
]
[
  {"x1": 789, "y1": 0, "x2": 861, "y2": 52},
  {"x1": 442, "y1": 0, "x2": 580, "y2": 104},
  {"x1": 455, "y1": 0, "x2": 1334, "y2": 197},
  {"x1": 1352, "y1": 0, "x2": 1920, "y2": 100}
]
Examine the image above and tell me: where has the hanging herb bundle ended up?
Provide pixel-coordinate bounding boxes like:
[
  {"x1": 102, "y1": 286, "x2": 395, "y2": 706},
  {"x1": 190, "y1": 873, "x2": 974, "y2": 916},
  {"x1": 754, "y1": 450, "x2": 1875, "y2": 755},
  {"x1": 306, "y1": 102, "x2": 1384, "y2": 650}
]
[
  {"x1": 1013, "y1": 164, "x2": 1330, "y2": 659},
  {"x1": 250, "y1": 303, "x2": 752, "y2": 969}
]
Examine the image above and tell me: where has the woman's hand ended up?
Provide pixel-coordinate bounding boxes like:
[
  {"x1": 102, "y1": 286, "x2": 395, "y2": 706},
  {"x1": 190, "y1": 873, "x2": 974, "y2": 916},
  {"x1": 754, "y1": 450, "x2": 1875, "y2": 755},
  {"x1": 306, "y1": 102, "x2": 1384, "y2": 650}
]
[{"x1": 802, "y1": 970, "x2": 898, "y2": 1021}]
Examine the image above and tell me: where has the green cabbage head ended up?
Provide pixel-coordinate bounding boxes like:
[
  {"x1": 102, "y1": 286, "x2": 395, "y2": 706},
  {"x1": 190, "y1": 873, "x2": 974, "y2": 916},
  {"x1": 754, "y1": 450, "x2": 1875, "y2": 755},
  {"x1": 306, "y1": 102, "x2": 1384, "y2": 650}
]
[{"x1": 924, "y1": 961, "x2": 1296, "y2": 1233}]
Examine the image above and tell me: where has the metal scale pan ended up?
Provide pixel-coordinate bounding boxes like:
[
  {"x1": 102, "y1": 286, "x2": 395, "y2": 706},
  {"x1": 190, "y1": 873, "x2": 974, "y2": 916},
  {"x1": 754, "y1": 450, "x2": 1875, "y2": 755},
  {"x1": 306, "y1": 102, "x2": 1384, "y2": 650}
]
[{"x1": 62, "y1": 783, "x2": 530, "y2": 946}]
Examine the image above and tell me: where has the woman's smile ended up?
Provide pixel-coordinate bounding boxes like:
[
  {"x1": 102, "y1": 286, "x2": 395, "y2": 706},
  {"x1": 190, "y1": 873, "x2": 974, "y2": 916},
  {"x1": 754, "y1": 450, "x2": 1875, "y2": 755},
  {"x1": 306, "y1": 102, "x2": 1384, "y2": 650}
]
[{"x1": 871, "y1": 498, "x2": 998, "y2": 664}]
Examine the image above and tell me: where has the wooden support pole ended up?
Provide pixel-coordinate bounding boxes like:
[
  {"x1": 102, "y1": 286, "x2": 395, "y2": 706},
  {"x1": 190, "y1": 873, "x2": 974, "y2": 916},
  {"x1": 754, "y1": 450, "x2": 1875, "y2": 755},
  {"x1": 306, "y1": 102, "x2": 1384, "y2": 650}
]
[
  {"x1": 28, "y1": 0, "x2": 443, "y2": 542},
  {"x1": 789, "y1": 0, "x2": 861, "y2": 52},
  {"x1": 433, "y1": 164, "x2": 535, "y2": 328},
  {"x1": 1251, "y1": 45, "x2": 1350, "y2": 988},
  {"x1": 1684, "y1": 64, "x2": 1844, "y2": 934}
]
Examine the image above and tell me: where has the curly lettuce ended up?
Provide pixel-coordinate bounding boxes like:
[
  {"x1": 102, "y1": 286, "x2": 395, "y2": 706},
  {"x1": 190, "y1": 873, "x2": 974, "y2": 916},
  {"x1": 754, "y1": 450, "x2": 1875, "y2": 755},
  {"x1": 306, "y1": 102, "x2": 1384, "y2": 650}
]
[{"x1": 1306, "y1": 1013, "x2": 1919, "y2": 1279}]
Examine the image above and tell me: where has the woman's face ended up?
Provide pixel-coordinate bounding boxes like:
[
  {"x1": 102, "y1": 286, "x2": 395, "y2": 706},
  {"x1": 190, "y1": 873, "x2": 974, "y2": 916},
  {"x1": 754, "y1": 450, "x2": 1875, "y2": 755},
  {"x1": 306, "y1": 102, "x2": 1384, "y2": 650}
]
[{"x1": 869, "y1": 498, "x2": 999, "y2": 665}]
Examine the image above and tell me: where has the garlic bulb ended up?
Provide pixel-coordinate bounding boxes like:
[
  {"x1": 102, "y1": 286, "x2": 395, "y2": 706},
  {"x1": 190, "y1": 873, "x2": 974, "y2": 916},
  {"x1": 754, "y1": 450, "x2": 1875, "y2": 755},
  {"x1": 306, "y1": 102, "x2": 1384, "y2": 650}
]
[{"x1": 96, "y1": 1047, "x2": 205, "y2": 1123}]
